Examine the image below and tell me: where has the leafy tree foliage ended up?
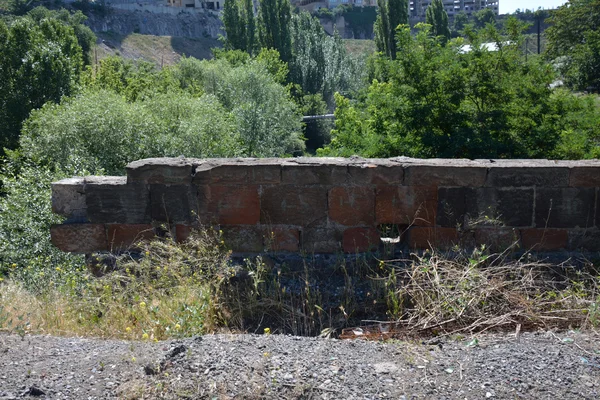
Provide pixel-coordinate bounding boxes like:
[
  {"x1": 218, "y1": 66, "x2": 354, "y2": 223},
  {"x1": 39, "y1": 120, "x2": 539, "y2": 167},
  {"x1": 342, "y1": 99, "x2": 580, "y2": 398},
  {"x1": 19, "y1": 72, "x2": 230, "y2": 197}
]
[
  {"x1": 20, "y1": 90, "x2": 241, "y2": 175},
  {"x1": 473, "y1": 8, "x2": 496, "y2": 28},
  {"x1": 545, "y1": 0, "x2": 600, "y2": 91},
  {"x1": 222, "y1": 0, "x2": 257, "y2": 54},
  {"x1": 453, "y1": 11, "x2": 469, "y2": 34},
  {"x1": 23, "y1": 55, "x2": 303, "y2": 173},
  {"x1": 27, "y1": 7, "x2": 96, "y2": 65},
  {"x1": 289, "y1": 12, "x2": 363, "y2": 106},
  {"x1": 0, "y1": 15, "x2": 83, "y2": 150},
  {"x1": 425, "y1": 0, "x2": 450, "y2": 43},
  {"x1": 257, "y1": 0, "x2": 292, "y2": 63},
  {"x1": 320, "y1": 23, "x2": 600, "y2": 159},
  {"x1": 374, "y1": 0, "x2": 408, "y2": 59}
]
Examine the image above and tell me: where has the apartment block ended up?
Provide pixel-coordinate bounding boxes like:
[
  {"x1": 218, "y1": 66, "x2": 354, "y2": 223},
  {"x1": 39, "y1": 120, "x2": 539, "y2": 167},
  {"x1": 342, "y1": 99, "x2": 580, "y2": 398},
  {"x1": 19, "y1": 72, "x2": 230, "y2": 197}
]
[{"x1": 410, "y1": 0, "x2": 499, "y2": 17}]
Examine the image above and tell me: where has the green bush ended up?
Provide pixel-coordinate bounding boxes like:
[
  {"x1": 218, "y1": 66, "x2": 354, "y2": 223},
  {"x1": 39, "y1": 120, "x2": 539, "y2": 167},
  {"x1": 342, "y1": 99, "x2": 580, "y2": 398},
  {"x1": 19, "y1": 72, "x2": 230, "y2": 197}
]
[{"x1": 320, "y1": 23, "x2": 600, "y2": 159}]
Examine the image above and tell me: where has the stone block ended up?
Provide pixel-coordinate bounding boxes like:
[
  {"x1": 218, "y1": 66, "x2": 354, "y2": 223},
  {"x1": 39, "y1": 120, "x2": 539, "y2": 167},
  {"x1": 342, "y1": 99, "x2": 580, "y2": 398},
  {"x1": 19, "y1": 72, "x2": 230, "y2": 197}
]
[
  {"x1": 485, "y1": 166, "x2": 569, "y2": 187},
  {"x1": 222, "y1": 225, "x2": 263, "y2": 252},
  {"x1": 342, "y1": 227, "x2": 380, "y2": 253},
  {"x1": 52, "y1": 178, "x2": 86, "y2": 220},
  {"x1": 281, "y1": 159, "x2": 349, "y2": 185},
  {"x1": 198, "y1": 185, "x2": 260, "y2": 225},
  {"x1": 175, "y1": 224, "x2": 193, "y2": 243},
  {"x1": 127, "y1": 158, "x2": 195, "y2": 184},
  {"x1": 193, "y1": 159, "x2": 281, "y2": 185},
  {"x1": 466, "y1": 188, "x2": 534, "y2": 228},
  {"x1": 86, "y1": 178, "x2": 150, "y2": 224},
  {"x1": 328, "y1": 187, "x2": 375, "y2": 226},
  {"x1": 535, "y1": 188, "x2": 596, "y2": 228},
  {"x1": 150, "y1": 184, "x2": 198, "y2": 224},
  {"x1": 408, "y1": 227, "x2": 459, "y2": 249},
  {"x1": 437, "y1": 187, "x2": 469, "y2": 227},
  {"x1": 264, "y1": 227, "x2": 300, "y2": 252},
  {"x1": 404, "y1": 165, "x2": 487, "y2": 187},
  {"x1": 568, "y1": 229, "x2": 600, "y2": 251},
  {"x1": 375, "y1": 186, "x2": 437, "y2": 226},
  {"x1": 301, "y1": 227, "x2": 343, "y2": 253},
  {"x1": 107, "y1": 224, "x2": 155, "y2": 251},
  {"x1": 347, "y1": 161, "x2": 404, "y2": 185},
  {"x1": 51, "y1": 224, "x2": 108, "y2": 253},
  {"x1": 474, "y1": 228, "x2": 519, "y2": 251},
  {"x1": 521, "y1": 228, "x2": 568, "y2": 251},
  {"x1": 569, "y1": 166, "x2": 600, "y2": 187},
  {"x1": 260, "y1": 186, "x2": 328, "y2": 226}
]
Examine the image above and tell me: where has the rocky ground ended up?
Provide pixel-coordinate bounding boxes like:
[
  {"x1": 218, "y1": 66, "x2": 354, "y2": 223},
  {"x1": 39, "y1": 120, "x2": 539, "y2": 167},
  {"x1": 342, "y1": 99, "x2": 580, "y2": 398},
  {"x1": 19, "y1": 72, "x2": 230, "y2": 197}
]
[{"x1": 0, "y1": 330, "x2": 599, "y2": 399}]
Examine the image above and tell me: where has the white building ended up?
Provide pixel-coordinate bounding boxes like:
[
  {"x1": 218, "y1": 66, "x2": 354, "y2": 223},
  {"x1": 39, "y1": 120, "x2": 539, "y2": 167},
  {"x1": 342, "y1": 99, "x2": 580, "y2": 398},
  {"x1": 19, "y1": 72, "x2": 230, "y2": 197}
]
[{"x1": 410, "y1": 0, "x2": 499, "y2": 17}]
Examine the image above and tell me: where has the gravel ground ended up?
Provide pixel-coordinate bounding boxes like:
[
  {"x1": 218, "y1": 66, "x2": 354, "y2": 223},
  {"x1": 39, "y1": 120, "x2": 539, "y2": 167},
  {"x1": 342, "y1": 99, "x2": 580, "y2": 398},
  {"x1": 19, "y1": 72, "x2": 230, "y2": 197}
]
[{"x1": 0, "y1": 330, "x2": 599, "y2": 399}]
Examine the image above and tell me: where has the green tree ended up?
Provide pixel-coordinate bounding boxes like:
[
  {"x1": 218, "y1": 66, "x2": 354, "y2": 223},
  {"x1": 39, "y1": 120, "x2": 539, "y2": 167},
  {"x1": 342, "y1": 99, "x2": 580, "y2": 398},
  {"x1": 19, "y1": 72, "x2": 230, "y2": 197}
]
[
  {"x1": 453, "y1": 11, "x2": 469, "y2": 34},
  {"x1": 27, "y1": 7, "x2": 96, "y2": 65},
  {"x1": 425, "y1": 0, "x2": 450, "y2": 43},
  {"x1": 473, "y1": 8, "x2": 496, "y2": 28},
  {"x1": 257, "y1": 0, "x2": 292, "y2": 63},
  {"x1": 0, "y1": 16, "x2": 83, "y2": 150},
  {"x1": 320, "y1": 24, "x2": 600, "y2": 159},
  {"x1": 222, "y1": 0, "x2": 245, "y2": 51},
  {"x1": 288, "y1": 12, "x2": 363, "y2": 105},
  {"x1": 545, "y1": 0, "x2": 600, "y2": 90},
  {"x1": 374, "y1": 0, "x2": 408, "y2": 59},
  {"x1": 243, "y1": 0, "x2": 257, "y2": 54},
  {"x1": 222, "y1": 0, "x2": 256, "y2": 53}
]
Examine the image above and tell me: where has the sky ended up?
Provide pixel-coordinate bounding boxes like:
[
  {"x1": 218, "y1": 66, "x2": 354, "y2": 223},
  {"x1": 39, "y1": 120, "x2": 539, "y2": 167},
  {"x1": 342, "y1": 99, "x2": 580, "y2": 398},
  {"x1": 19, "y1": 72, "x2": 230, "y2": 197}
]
[{"x1": 499, "y1": 0, "x2": 567, "y2": 14}]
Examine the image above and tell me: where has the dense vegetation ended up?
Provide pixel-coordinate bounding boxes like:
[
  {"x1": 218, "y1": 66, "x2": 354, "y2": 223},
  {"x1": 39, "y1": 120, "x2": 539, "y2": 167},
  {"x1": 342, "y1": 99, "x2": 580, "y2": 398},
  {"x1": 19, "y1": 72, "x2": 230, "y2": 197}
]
[{"x1": 0, "y1": 0, "x2": 599, "y2": 337}]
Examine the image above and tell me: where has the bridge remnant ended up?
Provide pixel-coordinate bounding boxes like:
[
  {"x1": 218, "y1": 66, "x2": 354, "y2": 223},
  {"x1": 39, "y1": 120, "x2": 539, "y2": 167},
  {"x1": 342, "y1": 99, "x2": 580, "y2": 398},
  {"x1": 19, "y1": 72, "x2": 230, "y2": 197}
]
[{"x1": 51, "y1": 157, "x2": 600, "y2": 254}]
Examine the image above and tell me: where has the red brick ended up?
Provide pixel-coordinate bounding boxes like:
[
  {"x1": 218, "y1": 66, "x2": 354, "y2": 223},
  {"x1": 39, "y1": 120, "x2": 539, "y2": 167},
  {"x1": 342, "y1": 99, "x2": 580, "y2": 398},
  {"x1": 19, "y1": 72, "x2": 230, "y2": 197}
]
[
  {"x1": 264, "y1": 227, "x2": 300, "y2": 252},
  {"x1": 569, "y1": 166, "x2": 600, "y2": 187},
  {"x1": 475, "y1": 228, "x2": 519, "y2": 251},
  {"x1": 408, "y1": 227, "x2": 458, "y2": 249},
  {"x1": 376, "y1": 186, "x2": 437, "y2": 226},
  {"x1": 199, "y1": 185, "x2": 260, "y2": 225},
  {"x1": 51, "y1": 224, "x2": 108, "y2": 253},
  {"x1": 107, "y1": 224, "x2": 155, "y2": 251},
  {"x1": 221, "y1": 226, "x2": 263, "y2": 252},
  {"x1": 405, "y1": 165, "x2": 487, "y2": 187},
  {"x1": 260, "y1": 186, "x2": 328, "y2": 226},
  {"x1": 343, "y1": 227, "x2": 380, "y2": 253},
  {"x1": 175, "y1": 224, "x2": 195, "y2": 243},
  {"x1": 348, "y1": 163, "x2": 404, "y2": 185},
  {"x1": 281, "y1": 164, "x2": 349, "y2": 185},
  {"x1": 301, "y1": 227, "x2": 343, "y2": 253},
  {"x1": 521, "y1": 228, "x2": 568, "y2": 251},
  {"x1": 329, "y1": 187, "x2": 375, "y2": 226}
]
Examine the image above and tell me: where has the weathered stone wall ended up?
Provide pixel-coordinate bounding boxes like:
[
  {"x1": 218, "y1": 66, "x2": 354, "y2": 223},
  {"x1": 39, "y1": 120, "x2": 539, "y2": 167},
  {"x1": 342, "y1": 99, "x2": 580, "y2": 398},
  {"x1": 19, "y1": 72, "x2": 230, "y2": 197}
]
[{"x1": 51, "y1": 157, "x2": 600, "y2": 254}]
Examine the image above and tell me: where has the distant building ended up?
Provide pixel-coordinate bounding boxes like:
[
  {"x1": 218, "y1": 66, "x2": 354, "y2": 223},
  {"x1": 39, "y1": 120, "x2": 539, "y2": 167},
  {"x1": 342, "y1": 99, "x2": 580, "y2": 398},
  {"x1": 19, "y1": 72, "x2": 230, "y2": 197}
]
[
  {"x1": 308, "y1": 0, "x2": 498, "y2": 15},
  {"x1": 166, "y1": 0, "x2": 221, "y2": 10},
  {"x1": 410, "y1": 0, "x2": 499, "y2": 17}
]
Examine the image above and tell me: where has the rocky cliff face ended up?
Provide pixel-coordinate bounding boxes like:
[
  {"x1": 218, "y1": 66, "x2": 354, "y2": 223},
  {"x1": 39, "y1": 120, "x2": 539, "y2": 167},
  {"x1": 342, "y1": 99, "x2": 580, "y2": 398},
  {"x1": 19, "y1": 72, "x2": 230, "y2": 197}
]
[{"x1": 86, "y1": 9, "x2": 223, "y2": 39}]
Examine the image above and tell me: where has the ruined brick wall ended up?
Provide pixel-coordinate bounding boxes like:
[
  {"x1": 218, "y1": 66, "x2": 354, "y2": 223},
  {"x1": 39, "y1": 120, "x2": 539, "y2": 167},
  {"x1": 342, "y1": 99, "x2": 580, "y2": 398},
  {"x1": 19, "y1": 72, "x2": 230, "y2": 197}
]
[{"x1": 50, "y1": 157, "x2": 600, "y2": 254}]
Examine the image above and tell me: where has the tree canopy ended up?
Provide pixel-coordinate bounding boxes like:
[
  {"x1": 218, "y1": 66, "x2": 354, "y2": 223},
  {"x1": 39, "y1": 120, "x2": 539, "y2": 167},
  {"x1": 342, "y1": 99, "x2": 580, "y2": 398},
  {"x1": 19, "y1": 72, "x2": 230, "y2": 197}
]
[
  {"x1": 545, "y1": 0, "x2": 600, "y2": 91},
  {"x1": 425, "y1": 0, "x2": 450, "y2": 43},
  {"x1": 0, "y1": 15, "x2": 85, "y2": 150},
  {"x1": 374, "y1": 0, "x2": 408, "y2": 59},
  {"x1": 320, "y1": 23, "x2": 600, "y2": 159}
]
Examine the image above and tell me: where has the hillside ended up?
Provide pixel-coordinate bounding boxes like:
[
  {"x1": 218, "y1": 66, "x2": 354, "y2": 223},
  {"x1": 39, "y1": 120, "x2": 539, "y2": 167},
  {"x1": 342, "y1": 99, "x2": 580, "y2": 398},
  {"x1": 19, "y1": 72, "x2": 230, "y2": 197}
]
[{"x1": 94, "y1": 31, "x2": 221, "y2": 65}]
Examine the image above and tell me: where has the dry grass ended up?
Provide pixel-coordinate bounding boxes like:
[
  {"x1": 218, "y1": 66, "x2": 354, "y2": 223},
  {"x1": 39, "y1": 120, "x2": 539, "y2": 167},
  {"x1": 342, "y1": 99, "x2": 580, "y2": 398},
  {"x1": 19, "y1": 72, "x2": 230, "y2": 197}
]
[
  {"x1": 1, "y1": 229, "x2": 599, "y2": 340},
  {"x1": 0, "y1": 229, "x2": 229, "y2": 340},
  {"x1": 378, "y1": 247, "x2": 600, "y2": 337},
  {"x1": 94, "y1": 32, "x2": 220, "y2": 67}
]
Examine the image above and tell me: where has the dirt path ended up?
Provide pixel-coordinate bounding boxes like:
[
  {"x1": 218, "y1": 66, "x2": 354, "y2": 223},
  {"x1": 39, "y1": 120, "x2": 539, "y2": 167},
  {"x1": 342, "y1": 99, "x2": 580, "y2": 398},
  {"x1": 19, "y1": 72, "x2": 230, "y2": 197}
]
[{"x1": 0, "y1": 330, "x2": 599, "y2": 399}]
